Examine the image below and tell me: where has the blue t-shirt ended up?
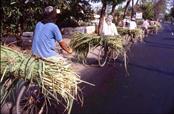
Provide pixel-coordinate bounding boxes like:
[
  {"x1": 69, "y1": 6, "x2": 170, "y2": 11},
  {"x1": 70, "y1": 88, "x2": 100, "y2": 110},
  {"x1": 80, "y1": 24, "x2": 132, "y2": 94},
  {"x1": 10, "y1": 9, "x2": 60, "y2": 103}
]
[{"x1": 32, "y1": 22, "x2": 62, "y2": 58}]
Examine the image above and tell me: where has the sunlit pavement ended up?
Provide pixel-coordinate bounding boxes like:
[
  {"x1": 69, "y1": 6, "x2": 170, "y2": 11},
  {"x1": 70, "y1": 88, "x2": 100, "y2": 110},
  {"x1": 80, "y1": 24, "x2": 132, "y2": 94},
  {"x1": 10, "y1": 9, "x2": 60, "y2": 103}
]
[{"x1": 71, "y1": 23, "x2": 174, "y2": 114}]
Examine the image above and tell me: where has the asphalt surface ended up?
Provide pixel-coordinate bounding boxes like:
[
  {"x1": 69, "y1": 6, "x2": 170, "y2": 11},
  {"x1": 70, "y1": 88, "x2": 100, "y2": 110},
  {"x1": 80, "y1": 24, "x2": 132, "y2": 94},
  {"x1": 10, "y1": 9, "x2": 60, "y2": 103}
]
[{"x1": 71, "y1": 23, "x2": 174, "y2": 114}]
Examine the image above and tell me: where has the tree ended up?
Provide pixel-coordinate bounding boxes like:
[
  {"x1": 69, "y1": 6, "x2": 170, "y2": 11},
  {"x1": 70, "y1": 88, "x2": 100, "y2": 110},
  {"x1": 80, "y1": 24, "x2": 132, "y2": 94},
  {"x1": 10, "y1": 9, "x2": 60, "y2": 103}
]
[
  {"x1": 141, "y1": 2, "x2": 155, "y2": 20},
  {"x1": 1, "y1": 0, "x2": 95, "y2": 36},
  {"x1": 111, "y1": 0, "x2": 126, "y2": 16},
  {"x1": 123, "y1": 0, "x2": 139, "y2": 19},
  {"x1": 171, "y1": 7, "x2": 174, "y2": 18},
  {"x1": 58, "y1": 0, "x2": 94, "y2": 28},
  {"x1": 123, "y1": 0, "x2": 131, "y2": 19},
  {"x1": 1, "y1": 0, "x2": 61, "y2": 35},
  {"x1": 154, "y1": 0, "x2": 166, "y2": 19},
  {"x1": 131, "y1": 0, "x2": 134, "y2": 18},
  {"x1": 136, "y1": 0, "x2": 140, "y2": 5},
  {"x1": 1, "y1": 0, "x2": 45, "y2": 45}
]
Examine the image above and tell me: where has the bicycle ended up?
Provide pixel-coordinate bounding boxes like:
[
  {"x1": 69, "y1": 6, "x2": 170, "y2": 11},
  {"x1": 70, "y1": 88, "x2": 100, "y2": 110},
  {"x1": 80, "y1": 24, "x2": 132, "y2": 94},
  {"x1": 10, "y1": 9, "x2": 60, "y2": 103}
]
[
  {"x1": 98, "y1": 37, "x2": 121, "y2": 67},
  {"x1": 0, "y1": 74, "x2": 45, "y2": 114},
  {"x1": 121, "y1": 31, "x2": 135, "y2": 52},
  {"x1": 15, "y1": 56, "x2": 73, "y2": 114},
  {"x1": 16, "y1": 80, "x2": 46, "y2": 114},
  {"x1": 0, "y1": 73, "x2": 17, "y2": 111},
  {"x1": 148, "y1": 26, "x2": 158, "y2": 35},
  {"x1": 98, "y1": 45, "x2": 119, "y2": 67},
  {"x1": 1, "y1": 60, "x2": 72, "y2": 114},
  {"x1": 142, "y1": 27, "x2": 149, "y2": 37}
]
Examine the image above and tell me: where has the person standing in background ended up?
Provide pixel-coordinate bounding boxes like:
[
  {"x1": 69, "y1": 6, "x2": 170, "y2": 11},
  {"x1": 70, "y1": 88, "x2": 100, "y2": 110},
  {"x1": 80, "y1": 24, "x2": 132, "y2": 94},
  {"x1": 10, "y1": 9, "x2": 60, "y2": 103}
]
[{"x1": 128, "y1": 18, "x2": 137, "y2": 30}]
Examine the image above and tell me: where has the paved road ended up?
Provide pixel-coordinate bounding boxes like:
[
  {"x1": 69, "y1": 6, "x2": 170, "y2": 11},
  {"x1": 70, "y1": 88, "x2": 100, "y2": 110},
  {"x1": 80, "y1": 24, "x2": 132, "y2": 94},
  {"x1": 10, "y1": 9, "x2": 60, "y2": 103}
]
[{"x1": 71, "y1": 23, "x2": 174, "y2": 114}]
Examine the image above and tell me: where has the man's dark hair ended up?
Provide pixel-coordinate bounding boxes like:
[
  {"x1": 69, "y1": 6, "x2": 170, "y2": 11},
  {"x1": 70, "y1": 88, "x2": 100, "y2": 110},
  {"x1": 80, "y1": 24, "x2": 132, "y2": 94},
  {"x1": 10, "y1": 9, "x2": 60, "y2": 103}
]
[{"x1": 42, "y1": 6, "x2": 58, "y2": 24}]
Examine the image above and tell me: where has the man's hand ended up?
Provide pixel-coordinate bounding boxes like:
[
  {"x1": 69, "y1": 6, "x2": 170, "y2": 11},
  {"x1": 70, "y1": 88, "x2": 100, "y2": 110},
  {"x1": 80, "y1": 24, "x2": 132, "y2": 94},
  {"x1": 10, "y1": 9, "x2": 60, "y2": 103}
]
[
  {"x1": 59, "y1": 40, "x2": 73, "y2": 54},
  {"x1": 68, "y1": 48, "x2": 73, "y2": 54}
]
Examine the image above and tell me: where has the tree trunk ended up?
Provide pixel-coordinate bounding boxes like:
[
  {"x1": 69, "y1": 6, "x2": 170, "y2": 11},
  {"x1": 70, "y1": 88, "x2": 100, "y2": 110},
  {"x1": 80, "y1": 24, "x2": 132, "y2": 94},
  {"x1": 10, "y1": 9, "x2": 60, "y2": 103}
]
[
  {"x1": 131, "y1": 0, "x2": 134, "y2": 18},
  {"x1": 136, "y1": 0, "x2": 140, "y2": 5},
  {"x1": 123, "y1": 0, "x2": 131, "y2": 19},
  {"x1": 98, "y1": 2, "x2": 107, "y2": 35},
  {"x1": 16, "y1": 6, "x2": 24, "y2": 47},
  {"x1": 111, "y1": 3, "x2": 117, "y2": 16}
]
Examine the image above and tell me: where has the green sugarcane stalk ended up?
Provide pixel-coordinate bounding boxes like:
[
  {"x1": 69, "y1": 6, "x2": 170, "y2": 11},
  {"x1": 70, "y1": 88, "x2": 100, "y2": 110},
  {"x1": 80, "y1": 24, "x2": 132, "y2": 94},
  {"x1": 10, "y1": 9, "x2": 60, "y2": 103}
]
[{"x1": 1, "y1": 45, "x2": 92, "y2": 113}]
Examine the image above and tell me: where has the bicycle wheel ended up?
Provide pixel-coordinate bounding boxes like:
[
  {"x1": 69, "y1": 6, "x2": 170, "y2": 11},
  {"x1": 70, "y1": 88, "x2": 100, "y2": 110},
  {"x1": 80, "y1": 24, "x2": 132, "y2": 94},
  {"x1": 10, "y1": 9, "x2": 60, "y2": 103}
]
[
  {"x1": 123, "y1": 34, "x2": 129, "y2": 46},
  {"x1": 98, "y1": 46, "x2": 108, "y2": 67},
  {"x1": 112, "y1": 51, "x2": 119, "y2": 61},
  {"x1": 16, "y1": 82, "x2": 45, "y2": 114},
  {"x1": 123, "y1": 35, "x2": 132, "y2": 52}
]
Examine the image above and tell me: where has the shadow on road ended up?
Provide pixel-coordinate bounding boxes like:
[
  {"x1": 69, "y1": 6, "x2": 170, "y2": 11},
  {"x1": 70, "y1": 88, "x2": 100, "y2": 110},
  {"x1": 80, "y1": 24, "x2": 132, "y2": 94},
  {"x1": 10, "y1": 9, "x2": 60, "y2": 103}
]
[{"x1": 116, "y1": 59, "x2": 174, "y2": 77}]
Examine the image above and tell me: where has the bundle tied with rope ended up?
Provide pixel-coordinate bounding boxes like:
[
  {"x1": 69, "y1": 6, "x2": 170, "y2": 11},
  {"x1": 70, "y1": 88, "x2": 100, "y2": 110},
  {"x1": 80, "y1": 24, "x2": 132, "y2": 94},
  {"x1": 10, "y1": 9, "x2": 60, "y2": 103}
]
[
  {"x1": 70, "y1": 33, "x2": 124, "y2": 61},
  {"x1": 148, "y1": 23, "x2": 161, "y2": 33},
  {"x1": 117, "y1": 27, "x2": 144, "y2": 42},
  {"x1": 70, "y1": 32, "x2": 128, "y2": 75},
  {"x1": 0, "y1": 45, "x2": 94, "y2": 113},
  {"x1": 70, "y1": 32, "x2": 125, "y2": 62}
]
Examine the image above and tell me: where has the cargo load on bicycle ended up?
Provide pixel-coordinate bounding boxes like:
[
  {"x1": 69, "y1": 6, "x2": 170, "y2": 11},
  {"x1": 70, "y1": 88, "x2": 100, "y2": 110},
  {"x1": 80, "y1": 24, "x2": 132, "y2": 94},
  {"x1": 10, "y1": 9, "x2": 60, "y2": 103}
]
[{"x1": 0, "y1": 45, "x2": 93, "y2": 114}]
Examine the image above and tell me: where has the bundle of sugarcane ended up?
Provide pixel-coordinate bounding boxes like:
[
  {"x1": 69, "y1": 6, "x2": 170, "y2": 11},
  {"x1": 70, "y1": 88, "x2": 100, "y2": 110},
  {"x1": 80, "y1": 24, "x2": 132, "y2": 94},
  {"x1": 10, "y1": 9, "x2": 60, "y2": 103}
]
[
  {"x1": 117, "y1": 27, "x2": 144, "y2": 42},
  {"x1": 70, "y1": 32, "x2": 101, "y2": 61},
  {"x1": 148, "y1": 25, "x2": 157, "y2": 30},
  {"x1": 129, "y1": 28, "x2": 144, "y2": 42},
  {"x1": 156, "y1": 22, "x2": 161, "y2": 31},
  {"x1": 103, "y1": 36, "x2": 125, "y2": 55},
  {"x1": 1, "y1": 45, "x2": 93, "y2": 112},
  {"x1": 117, "y1": 27, "x2": 129, "y2": 36},
  {"x1": 70, "y1": 32, "x2": 125, "y2": 62},
  {"x1": 149, "y1": 22, "x2": 161, "y2": 31},
  {"x1": 148, "y1": 24, "x2": 161, "y2": 34}
]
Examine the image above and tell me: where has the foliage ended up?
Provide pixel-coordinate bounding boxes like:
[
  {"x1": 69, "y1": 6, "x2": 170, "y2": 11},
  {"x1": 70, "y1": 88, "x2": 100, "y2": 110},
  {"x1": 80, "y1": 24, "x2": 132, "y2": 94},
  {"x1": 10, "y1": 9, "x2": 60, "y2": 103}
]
[
  {"x1": 1, "y1": 0, "x2": 95, "y2": 36},
  {"x1": 111, "y1": 0, "x2": 126, "y2": 16},
  {"x1": 58, "y1": 0, "x2": 95, "y2": 28},
  {"x1": 154, "y1": 0, "x2": 166, "y2": 19},
  {"x1": 2, "y1": 0, "x2": 46, "y2": 35},
  {"x1": 141, "y1": 2, "x2": 155, "y2": 20}
]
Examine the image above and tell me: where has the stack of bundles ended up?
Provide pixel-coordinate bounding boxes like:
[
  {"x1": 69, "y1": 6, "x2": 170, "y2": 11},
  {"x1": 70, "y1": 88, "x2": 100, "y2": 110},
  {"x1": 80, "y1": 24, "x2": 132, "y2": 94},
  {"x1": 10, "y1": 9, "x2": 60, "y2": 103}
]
[
  {"x1": 148, "y1": 25, "x2": 158, "y2": 32},
  {"x1": 70, "y1": 32, "x2": 125, "y2": 62},
  {"x1": 1, "y1": 45, "x2": 92, "y2": 112},
  {"x1": 156, "y1": 22, "x2": 161, "y2": 30},
  {"x1": 148, "y1": 22, "x2": 161, "y2": 33},
  {"x1": 103, "y1": 36, "x2": 124, "y2": 54},
  {"x1": 70, "y1": 33, "x2": 101, "y2": 61},
  {"x1": 117, "y1": 27, "x2": 144, "y2": 42},
  {"x1": 117, "y1": 27, "x2": 129, "y2": 36},
  {"x1": 129, "y1": 29, "x2": 144, "y2": 42}
]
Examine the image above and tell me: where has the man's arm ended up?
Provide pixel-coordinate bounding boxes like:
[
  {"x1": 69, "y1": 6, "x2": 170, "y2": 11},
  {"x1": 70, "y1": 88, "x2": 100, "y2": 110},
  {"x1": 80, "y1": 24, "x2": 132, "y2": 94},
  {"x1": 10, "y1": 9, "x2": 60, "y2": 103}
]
[
  {"x1": 59, "y1": 40, "x2": 72, "y2": 54},
  {"x1": 53, "y1": 25, "x2": 72, "y2": 54}
]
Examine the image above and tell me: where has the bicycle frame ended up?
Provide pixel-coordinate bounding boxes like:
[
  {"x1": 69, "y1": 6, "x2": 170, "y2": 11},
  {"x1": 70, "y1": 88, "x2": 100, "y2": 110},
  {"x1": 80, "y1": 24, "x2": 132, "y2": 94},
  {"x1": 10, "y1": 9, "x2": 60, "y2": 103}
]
[{"x1": 98, "y1": 44, "x2": 119, "y2": 67}]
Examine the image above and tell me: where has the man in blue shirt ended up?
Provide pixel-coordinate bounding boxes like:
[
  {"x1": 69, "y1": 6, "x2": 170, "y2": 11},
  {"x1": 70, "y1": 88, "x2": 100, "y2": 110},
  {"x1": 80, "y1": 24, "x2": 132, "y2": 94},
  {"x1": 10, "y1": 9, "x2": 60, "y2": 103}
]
[{"x1": 32, "y1": 6, "x2": 72, "y2": 61}]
